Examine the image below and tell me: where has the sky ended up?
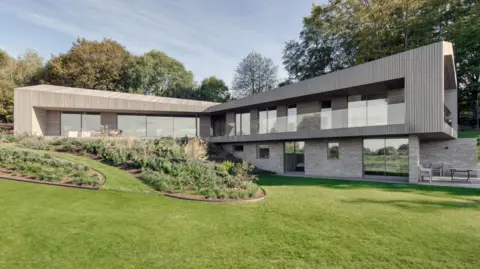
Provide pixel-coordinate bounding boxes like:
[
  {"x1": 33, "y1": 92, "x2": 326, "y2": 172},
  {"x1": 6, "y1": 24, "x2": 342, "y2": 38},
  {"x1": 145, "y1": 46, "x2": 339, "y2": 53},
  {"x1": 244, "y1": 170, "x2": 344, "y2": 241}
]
[{"x1": 0, "y1": 0, "x2": 325, "y2": 85}]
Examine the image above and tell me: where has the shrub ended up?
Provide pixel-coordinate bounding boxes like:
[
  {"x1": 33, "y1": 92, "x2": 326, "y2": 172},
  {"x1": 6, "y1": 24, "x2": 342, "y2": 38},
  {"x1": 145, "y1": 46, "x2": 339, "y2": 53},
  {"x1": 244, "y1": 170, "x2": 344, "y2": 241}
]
[
  {"x1": 221, "y1": 161, "x2": 235, "y2": 175},
  {"x1": 184, "y1": 138, "x2": 207, "y2": 161}
]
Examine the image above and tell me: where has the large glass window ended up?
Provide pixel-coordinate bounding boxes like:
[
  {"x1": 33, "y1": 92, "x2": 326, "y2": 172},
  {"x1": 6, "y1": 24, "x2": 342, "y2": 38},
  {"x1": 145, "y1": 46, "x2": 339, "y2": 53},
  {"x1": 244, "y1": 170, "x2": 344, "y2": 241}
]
[
  {"x1": 348, "y1": 95, "x2": 367, "y2": 127},
  {"x1": 241, "y1": 113, "x2": 250, "y2": 135},
  {"x1": 284, "y1": 141, "x2": 305, "y2": 172},
  {"x1": 235, "y1": 113, "x2": 241, "y2": 135},
  {"x1": 61, "y1": 113, "x2": 81, "y2": 136},
  {"x1": 147, "y1": 116, "x2": 173, "y2": 137},
  {"x1": 235, "y1": 112, "x2": 250, "y2": 135},
  {"x1": 267, "y1": 108, "x2": 277, "y2": 133},
  {"x1": 118, "y1": 115, "x2": 147, "y2": 137},
  {"x1": 320, "y1": 101, "x2": 332, "y2": 129},
  {"x1": 363, "y1": 138, "x2": 408, "y2": 177},
  {"x1": 174, "y1": 117, "x2": 197, "y2": 137},
  {"x1": 287, "y1": 105, "x2": 297, "y2": 132},
  {"x1": 259, "y1": 108, "x2": 277, "y2": 134},
  {"x1": 81, "y1": 114, "x2": 101, "y2": 133},
  {"x1": 366, "y1": 93, "x2": 388, "y2": 126}
]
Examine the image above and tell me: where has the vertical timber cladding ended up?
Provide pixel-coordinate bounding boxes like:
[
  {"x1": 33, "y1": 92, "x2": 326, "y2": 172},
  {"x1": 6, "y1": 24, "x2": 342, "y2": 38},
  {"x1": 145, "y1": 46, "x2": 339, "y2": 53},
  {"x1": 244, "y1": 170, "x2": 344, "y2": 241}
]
[
  {"x1": 405, "y1": 42, "x2": 444, "y2": 134},
  {"x1": 14, "y1": 88, "x2": 33, "y2": 134}
]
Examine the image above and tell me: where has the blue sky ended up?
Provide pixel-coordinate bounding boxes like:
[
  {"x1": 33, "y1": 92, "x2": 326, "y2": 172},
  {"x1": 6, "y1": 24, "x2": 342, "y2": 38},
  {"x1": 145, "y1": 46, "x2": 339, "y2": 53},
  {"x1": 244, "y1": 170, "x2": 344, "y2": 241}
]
[{"x1": 0, "y1": 0, "x2": 324, "y2": 85}]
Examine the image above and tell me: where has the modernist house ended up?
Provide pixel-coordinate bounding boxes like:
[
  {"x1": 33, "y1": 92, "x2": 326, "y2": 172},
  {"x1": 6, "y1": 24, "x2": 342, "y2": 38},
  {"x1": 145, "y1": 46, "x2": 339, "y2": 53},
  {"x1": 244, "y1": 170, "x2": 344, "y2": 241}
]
[{"x1": 14, "y1": 41, "x2": 477, "y2": 183}]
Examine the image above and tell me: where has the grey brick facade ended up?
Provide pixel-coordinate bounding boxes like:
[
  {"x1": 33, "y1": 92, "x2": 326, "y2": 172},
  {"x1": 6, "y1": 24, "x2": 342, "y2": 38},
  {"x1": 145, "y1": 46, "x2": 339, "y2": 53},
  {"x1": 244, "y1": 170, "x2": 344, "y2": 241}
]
[
  {"x1": 420, "y1": 138, "x2": 477, "y2": 170},
  {"x1": 305, "y1": 138, "x2": 363, "y2": 178},
  {"x1": 408, "y1": 135, "x2": 420, "y2": 183},
  {"x1": 222, "y1": 142, "x2": 284, "y2": 174}
]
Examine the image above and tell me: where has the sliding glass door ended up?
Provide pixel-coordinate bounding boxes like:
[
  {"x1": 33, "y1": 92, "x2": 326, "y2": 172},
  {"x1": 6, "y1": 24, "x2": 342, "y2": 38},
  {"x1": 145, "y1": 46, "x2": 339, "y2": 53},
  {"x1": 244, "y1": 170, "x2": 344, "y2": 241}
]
[
  {"x1": 284, "y1": 141, "x2": 305, "y2": 173},
  {"x1": 363, "y1": 138, "x2": 409, "y2": 177}
]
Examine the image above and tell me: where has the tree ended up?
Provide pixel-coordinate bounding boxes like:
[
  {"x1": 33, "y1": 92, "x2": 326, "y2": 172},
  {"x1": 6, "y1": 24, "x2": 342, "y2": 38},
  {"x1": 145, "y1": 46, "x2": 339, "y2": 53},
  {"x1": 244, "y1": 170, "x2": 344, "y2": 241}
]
[
  {"x1": 232, "y1": 52, "x2": 277, "y2": 98},
  {"x1": 197, "y1": 76, "x2": 230, "y2": 102},
  {"x1": 124, "y1": 50, "x2": 195, "y2": 96},
  {"x1": 0, "y1": 49, "x2": 43, "y2": 123},
  {"x1": 42, "y1": 38, "x2": 131, "y2": 92}
]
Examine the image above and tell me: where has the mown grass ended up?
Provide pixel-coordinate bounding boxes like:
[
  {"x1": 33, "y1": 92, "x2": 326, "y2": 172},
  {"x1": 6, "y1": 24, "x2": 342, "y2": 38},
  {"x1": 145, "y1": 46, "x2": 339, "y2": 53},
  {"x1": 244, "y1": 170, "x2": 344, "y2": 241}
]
[
  {"x1": 458, "y1": 130, "x2": 480, "y2": 138},
  {"x1": 0, "y1": 171, "x2": 479, "y2": 268}
]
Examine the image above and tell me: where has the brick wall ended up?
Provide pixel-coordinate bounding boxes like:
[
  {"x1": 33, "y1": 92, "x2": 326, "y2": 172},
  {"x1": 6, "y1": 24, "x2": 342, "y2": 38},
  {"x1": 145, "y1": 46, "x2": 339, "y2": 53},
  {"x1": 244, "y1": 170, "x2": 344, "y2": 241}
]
[
  {"x1": 222, "y1": 142, "x2": 284, "y2": 174},
  {"x1": 420, "y1": 138, "x2": 477, "y2": 170},
  {"x1": 305, "y1": 138, "x2": 363, "y2": 178}
]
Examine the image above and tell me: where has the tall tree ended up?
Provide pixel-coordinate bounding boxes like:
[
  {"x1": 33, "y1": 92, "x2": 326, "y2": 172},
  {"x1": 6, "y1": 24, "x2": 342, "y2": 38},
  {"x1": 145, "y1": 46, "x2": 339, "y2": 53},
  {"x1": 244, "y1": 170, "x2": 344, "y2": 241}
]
[
  {"x1": 197, "y1": 76, "x2": 230, "y2": 102},
  {"x1": 42, "y1": 38, "x2": 131, "y2": 92},
  {"x1": 124, "y1": 50, "x2": 195, "y2": 96},
  {"x1": 0, "y1": 49, "x2": 43, "y2": 123},
  {"x1": 232, "y1": 52, "x2": 277, "y2": 98}
]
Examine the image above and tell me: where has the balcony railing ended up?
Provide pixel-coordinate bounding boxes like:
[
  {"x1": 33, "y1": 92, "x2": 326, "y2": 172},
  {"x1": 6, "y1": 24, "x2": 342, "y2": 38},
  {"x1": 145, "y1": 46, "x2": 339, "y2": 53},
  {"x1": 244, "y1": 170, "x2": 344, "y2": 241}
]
[{"x1": 213, "y1": 103, "x2": 406, "y2": 136}]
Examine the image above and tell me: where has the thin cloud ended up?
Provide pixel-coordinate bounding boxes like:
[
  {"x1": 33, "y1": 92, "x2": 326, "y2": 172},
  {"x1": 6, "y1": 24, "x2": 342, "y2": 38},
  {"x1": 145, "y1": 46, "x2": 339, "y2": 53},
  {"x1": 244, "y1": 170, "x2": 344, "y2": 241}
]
[{"x1": 1, "y1": 0, "x2": 318, "y2": 84}]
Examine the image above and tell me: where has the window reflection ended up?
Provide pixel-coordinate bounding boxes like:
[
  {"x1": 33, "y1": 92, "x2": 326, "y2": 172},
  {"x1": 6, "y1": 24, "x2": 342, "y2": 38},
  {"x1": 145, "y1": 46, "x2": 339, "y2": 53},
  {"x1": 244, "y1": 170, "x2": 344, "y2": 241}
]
[
  {"x1": 61, "y1": 113, "x2": 81, "y2": 137},
  {"x1": 147, "y1": 116, "x2": 173, "y2": 137},
  {"x1": 363, "y1": 138, "x2": 408, "y2": 177},
  {"x1": 287, "y1": 105, "x2": 297, "y2": 132}
]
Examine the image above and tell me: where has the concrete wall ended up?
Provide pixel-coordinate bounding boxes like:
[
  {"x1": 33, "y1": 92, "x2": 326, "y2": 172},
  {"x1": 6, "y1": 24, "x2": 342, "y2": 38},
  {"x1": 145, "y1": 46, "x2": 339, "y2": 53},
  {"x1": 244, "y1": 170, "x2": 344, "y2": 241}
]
[
  {"x1": 305, "y1": 138, "x2": 363, "y2": 178},
  {"x1": 222, "y1": 142, "x2": 284, "y2": 174},
  {"x1": 420, "y1": 138, "x2": 477, "y2": 170}
]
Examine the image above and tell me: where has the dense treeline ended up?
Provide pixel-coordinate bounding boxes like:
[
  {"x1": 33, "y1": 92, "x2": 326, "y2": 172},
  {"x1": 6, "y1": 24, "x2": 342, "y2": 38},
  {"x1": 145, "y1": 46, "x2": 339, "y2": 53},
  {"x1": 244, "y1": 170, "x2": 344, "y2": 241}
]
[{"x1": 0, "y1": 38, "x2": 231, "y2": 123}]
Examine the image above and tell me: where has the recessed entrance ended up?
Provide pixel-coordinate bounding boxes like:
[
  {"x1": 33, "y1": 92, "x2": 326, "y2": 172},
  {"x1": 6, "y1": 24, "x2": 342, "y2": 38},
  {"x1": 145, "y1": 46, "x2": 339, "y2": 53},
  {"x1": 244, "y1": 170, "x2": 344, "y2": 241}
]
[{"x1": 284, "y1": 141, "x2": 305, "y2": 173}]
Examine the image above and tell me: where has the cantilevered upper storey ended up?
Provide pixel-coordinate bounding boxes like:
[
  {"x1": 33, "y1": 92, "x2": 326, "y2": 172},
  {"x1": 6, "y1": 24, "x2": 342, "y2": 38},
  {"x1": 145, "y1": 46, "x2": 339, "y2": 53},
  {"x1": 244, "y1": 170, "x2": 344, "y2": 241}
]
[
  {"x1": 14, "y1": 41, "x2": 457, "y2": 142},
  {"x1": 206, "y1": 41, "x2": 457, "y2": 143}
]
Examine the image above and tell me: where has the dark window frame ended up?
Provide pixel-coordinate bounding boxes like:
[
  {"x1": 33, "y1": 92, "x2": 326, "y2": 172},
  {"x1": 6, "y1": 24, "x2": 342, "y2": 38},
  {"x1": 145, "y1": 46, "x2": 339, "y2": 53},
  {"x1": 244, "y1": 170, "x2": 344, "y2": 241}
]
[
  {"x1": 233, "y1": 144, "x2": 244, "y2": 152},
  {"x1": 327, "y1": 142, "x2": 340, "y2": 159},
  {"x1": 257, "y1": 144, "x2": 270, "y2": 159}
]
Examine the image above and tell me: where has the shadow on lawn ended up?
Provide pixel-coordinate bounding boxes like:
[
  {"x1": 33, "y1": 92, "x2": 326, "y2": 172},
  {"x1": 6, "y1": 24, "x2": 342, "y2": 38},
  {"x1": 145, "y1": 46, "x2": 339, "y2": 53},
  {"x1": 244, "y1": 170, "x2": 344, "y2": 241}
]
[
  {"x1": 344, "y1": 198, "x2": 480, "y2": 212},
  {"x1": 257, "y1": 174, "x2": 480, "y2": 197}
]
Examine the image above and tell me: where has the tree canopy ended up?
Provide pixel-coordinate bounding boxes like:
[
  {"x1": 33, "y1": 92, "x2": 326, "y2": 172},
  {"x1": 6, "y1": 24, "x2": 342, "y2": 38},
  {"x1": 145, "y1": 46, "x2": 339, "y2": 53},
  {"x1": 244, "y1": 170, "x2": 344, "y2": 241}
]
[
  {"x1": 124, "y1": 50, "x2": 195, "y2": 96},
  {"x1": 0, "y1": 49, "x2": 43, "y2": 123},
  {"x1": 232, "y1": 52, "x2": 278, "y2": 98},
  {"x1": 197, "y1": 76, "x2": 230, "y2": 102},
  {"x1": 42, "y1": 38, "x2": 131, "y2": 92}
]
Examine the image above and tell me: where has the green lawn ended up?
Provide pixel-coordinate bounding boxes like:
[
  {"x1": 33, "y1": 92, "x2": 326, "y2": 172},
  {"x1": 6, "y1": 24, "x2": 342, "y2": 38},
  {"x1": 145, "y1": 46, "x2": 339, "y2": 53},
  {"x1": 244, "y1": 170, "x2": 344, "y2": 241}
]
[
  {"x1": 1, "y1": 168, "x2": 479, "y2": 268},
  {"x1": 459, "y1": 130, "x2": 480, "y2": 138}
]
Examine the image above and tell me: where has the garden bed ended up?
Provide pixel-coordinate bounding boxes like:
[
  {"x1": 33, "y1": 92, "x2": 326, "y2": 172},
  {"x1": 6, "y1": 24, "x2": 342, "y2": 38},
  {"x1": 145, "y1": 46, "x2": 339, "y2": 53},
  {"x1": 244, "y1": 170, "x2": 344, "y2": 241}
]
[
  {"x1": 11, "y1": 136, "x2": 262, "y2": 200},
  {"x1": 0, "y1": 147, "x2": 105, "y2": 189}
]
